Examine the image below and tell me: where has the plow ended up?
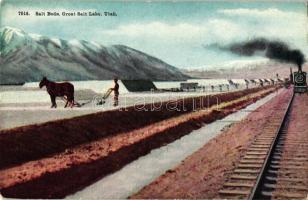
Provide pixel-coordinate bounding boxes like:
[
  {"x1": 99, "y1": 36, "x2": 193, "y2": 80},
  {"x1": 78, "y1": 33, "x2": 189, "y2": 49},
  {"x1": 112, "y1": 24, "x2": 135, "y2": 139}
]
[{"x1": 60, "y1": 88, "x2": 113, "y2": 107}]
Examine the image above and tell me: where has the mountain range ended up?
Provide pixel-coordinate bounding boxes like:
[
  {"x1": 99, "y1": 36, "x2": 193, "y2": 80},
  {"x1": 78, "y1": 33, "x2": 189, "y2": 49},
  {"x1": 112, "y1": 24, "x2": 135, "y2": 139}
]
[
  {"x1": 0, "y1": 27, "x2": 188, "y2": 84},
  {"x1": 182, "y1": 59, "x2": 305, "y2": 79}
]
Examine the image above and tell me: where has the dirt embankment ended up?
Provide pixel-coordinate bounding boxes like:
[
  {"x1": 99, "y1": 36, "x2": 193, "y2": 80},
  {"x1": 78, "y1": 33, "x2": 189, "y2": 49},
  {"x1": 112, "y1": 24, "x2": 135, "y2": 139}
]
[
  {"x1": 0, "y1": 86, "x2": 274, "y2": 170},
  {"x1": 0, "y1": 86, "x2": 278, "y2": 198},
  {"x1": 132, "y1": 88, "x2": 292, "y2": 199}
]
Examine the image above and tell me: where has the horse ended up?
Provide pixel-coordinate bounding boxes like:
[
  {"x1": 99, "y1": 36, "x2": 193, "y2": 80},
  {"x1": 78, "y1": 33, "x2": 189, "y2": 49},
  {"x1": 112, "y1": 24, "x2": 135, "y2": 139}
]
[{"x1": 39, "y1": 77, "x2": 76, "y2": 108}]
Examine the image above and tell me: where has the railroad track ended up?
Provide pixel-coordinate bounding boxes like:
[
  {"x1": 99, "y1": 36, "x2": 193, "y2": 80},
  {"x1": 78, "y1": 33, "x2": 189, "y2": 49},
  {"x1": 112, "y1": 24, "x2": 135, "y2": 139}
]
[{"x1": 219, "y1": 92, "x2": 308, "y2": 199}]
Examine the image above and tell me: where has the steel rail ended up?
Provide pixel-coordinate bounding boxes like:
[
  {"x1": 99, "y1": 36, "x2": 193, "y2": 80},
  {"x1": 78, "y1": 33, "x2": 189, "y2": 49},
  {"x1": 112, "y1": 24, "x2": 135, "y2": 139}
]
[{"x1": 248, "y1": 92, "x2": 295, "y2": 200}]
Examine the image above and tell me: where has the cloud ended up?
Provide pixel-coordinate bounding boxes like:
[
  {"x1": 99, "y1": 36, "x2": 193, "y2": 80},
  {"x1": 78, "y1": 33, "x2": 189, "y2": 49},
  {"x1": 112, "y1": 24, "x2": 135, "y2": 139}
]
[
  {"x1": 217, "y1": 8, "x2": 306, "y2": 46},
  {"x1": 102, "y1": 8, "x2": 306, "y2": 44},
  {"x1": 103, "y1": 22, "x2": 206, "y2": 42},
  {"x1": 101, "y1": 19, "x2": 245, "y2": 46},
  {"x1": 97, "y1": 7, "x2": 308, "y2": 68},
  {"x1": 218, "y1": 8, "x2": 303, "y2": 19},
  {"x1": 101, "y1": 7, "x2": 306, "y2": 48}
]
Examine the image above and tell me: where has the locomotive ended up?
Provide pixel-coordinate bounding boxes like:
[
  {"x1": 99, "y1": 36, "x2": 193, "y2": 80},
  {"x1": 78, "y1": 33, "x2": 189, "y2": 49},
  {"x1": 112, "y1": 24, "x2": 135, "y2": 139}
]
[{"x1": 293, "y1": 68, "x2": 307, "y2": 93}]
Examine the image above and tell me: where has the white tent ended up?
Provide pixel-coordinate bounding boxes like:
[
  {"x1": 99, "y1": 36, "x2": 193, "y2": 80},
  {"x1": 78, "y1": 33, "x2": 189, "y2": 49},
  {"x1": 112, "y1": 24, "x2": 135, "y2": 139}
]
[
  {"x1": 230, "y1": 79, "x2": 246, "y2": 85},
  {"x1": 187, "y1": 79, "x2": 229, "y2": 86},
  {"x1": 153, "y1": 81, "x2": 183, "y2": 89}
]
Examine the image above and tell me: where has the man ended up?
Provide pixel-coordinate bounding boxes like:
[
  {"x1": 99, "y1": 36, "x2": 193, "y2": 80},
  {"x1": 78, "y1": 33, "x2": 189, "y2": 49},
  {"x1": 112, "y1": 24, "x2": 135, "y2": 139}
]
[{"x1": 111, "y1": 78, "x2": 119, "y2": 106}]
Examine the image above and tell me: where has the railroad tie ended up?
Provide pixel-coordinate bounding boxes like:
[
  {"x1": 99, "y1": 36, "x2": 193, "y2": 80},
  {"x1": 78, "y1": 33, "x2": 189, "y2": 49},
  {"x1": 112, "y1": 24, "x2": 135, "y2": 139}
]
[
  {"x1": 234, "y1": 169, "x2": 260, "y2": 174},
  {"x1": 243, "y1": 155, "x2": 266, "y2": 159},
  {"x1": 270, "y1": 165, "x2": 308, "y2": 170},
  {"x1": 265, "y1": 176, "x2": 308, "y2": 183},
  {"x1": 240, "y1": 160, "x2": 264, "y2": 164},
  {"x1": 223, "y1": 182, "x2": 254, "y2": 188},
  {"x1": 230, "y1": 175, "x2": 257, "y2": 180},
  {"x1": 246, "y1": 151, "x2": 268, "y2": 155},
  {"x1": 263, "y1": 183, "x2": 308, "y2": 191},
  {"x1": 237, "y1": 163, "x2": 263, "y2": 168},
  {"x1": 272, "y1": 191, "x2": 307, "y2": 199},
  {"x1": 219, "y1": 189, "x2": 251, "y2": 195}
]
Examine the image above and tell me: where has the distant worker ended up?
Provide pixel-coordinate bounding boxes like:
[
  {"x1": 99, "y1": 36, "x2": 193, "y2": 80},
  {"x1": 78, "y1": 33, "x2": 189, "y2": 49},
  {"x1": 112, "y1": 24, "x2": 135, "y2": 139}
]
[
  {"x1": 110, "y1": 78, "x2": 119, "y2": 106},
  {"x1": 219, "y1": 85, "x2": 222, "y2": 92},
  {"x1": 211, "y1": 85, "x2": 214, "y2": 92}
]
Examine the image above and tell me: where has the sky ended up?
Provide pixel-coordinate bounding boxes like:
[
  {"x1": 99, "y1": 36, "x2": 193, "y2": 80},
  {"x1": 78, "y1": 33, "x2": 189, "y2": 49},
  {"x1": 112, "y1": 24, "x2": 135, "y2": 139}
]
[{"x1": 1, "y1": 0, "x2": 308, "y2": 69}]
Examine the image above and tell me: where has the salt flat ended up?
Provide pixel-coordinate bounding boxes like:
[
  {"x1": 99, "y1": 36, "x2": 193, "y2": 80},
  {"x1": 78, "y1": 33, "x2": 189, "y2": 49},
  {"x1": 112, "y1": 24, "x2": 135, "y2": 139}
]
[{"x1": 0, "y1": 80, "x2": 251, "y2": 130}]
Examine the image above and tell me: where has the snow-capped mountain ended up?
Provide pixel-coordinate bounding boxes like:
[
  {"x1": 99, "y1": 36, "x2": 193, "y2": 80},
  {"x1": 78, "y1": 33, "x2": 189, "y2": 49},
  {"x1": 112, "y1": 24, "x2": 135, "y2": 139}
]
[{"x1": 0, "y1": 27, "x2": 188, "y2": 84}]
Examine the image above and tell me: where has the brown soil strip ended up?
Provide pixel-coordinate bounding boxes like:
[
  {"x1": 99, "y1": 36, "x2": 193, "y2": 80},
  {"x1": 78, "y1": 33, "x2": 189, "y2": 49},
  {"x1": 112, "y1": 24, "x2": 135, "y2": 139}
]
[
  {"x1": 132, "y1": 88, "x2": 292, "y2": 199},
  {"x1": 0, "y1": 86, "x2": 274, "y2": 170},
  {"x1": 271, "y1": 94, "x2": 308, "y2": 199},
  {"x1": 0, "y1": 87, "x2": 277, "y2": 198}
]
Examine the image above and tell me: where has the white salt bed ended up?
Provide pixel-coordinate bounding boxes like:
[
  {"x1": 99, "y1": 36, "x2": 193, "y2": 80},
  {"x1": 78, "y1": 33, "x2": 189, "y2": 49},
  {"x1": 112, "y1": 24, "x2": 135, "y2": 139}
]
[
  {"x1": 0, "y1": 90, "x2": 48, "y2": 103},
  {"x1": 0, "y1": 90, "x2": 219, "y2": 130},
  {"x1": 67, "y1": 89, "x2": 282, "y2": 199},
  {"x1": 3, "y1": 79, "x2": 253, "y2": 130}
]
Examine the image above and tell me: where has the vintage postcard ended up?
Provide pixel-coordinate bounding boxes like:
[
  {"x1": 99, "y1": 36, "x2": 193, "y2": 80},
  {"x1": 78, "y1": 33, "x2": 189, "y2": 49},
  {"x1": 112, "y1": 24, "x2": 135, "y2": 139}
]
[{"x1": 0, "y1": 0, "x2": 307, "y2": 199}]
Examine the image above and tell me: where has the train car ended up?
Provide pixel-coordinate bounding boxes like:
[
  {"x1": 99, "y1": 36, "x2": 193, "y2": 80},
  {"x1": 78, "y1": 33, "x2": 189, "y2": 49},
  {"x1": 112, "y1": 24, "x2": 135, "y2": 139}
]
[
  {"x1": 293, "y1": 70, "x2": 307, "y2": 93},
  {"x1": 283, "y1": 78, "x2": 291, "y2": 88}
]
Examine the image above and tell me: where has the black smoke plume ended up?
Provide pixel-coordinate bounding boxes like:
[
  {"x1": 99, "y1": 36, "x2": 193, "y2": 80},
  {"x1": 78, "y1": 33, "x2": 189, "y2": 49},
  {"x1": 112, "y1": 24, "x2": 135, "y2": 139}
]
[{"x1": 216, "y1": 38, "x2": 305, "y2": 71}]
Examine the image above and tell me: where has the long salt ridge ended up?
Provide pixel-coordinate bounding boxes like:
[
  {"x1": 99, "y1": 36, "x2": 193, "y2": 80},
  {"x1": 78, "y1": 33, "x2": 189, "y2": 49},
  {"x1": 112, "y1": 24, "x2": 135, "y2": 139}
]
[{"x1": 67, "y1": 89, "x2": 282, "y2": 199}]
